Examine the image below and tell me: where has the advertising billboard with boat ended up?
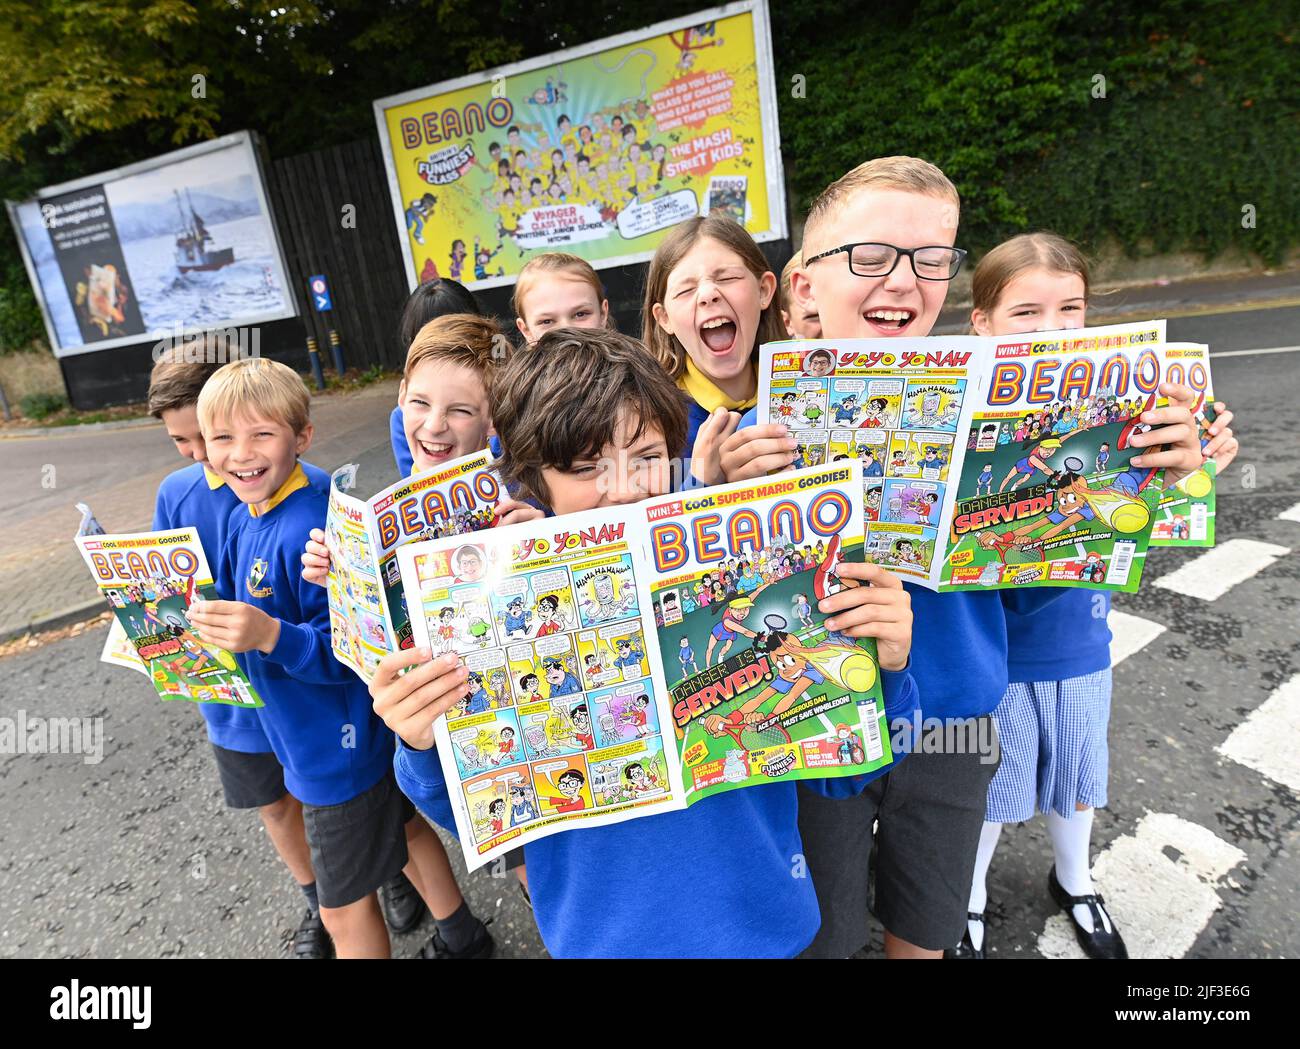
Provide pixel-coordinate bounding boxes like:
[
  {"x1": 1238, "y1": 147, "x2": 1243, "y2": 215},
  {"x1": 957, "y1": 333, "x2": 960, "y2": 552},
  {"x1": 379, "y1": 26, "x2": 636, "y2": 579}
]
[{"x1": 6, "y1": 131, "x2": 296, "y2": 358}]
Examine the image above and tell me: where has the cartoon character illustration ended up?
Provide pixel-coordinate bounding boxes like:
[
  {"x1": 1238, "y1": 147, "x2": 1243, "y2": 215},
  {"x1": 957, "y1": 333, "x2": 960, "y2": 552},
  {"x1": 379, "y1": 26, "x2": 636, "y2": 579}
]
[
  {"x1": 499, "y1": 596, "x2": 533, "y2": 637},
  {"x1": 678, "y1": 637, "x2": 699, "y2": 677},
  {"x1": 999, "y1": 438, "x2": 1063, "y2": 492},
  {"x1": 580, "y1": 570, "x2": 632, "y2": 623},
  {"x1": 518, "y1": 672, "x2": 545, "y2": 704},
  {"x1": 613, "y1": 635, "x2": 644, "y2": 671},
  {"x1": 509, "y1": 784, "x2": 538, "y2": 825},
  {"x1": 462, "y1": 671, "x2": 493, "y2": 714},
  {"x1": 859, "y1": 396, "x2": 891, "y2": 429},
  {"x1": 551, "y1": 768, "x2": 587, "y2": 813},
  {"x1": 624, "y1": 761, "x2": 660, "y2": 795},
  {"x1": 832, "y1": 394, "x2": 858, "y2": 424},
  {"x1": 701, "y1": 615, "x2": 874, "y2": 746},
  {"x1": 975, "y1": 462, "x2": 994, "y2": 496},
  {"x1": 405, "y1": 193, "x2": 437, "y2": 244},
  {"x1": 981, "y1": 461, "x2": 1157, "y2": 559},
  {"x1": 534, "y1": 593, "x2": 568, "y2": 636},
  {"x1": 705, "y1": 594, "x2": 764, "y2": 666},
  {"x1": 543, "y1": 657, "x2": 582, "y2": 697},
  {"x1": 792, "y1": 592, "x2": 814, "y2": 629},
  {"x1": 569, "y1": 704, "x2": 593, "y2": 749},
  {"x1": 620, "y1": 694, "x2": 653, "y2": 738},
  {"x1": 833, "y1": 723, "x2": 866, "y2": 765},
  {"x1": 1077, "y1": 552, "x2": 1106, "y2": 583},
  {"x1": 1095, "y1": 442, "x2": 1111, "y2": 473}
]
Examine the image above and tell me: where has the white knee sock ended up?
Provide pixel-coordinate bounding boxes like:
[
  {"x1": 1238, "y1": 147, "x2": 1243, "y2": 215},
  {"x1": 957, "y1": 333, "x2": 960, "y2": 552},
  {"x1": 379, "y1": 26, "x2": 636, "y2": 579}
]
[
  {"x1": 1047, "y1": 808, "x2": 1109, "y2": 934},
  {"x1": 964, "y1": 821, "x2": 1002, "y2": 951}
]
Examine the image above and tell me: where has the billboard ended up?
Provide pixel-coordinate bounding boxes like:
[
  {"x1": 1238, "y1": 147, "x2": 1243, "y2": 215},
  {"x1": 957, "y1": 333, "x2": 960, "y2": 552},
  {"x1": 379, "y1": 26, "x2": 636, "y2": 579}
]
[
  {"x1": 373, "y1": 0, "x2": 785, "y2": 292},
  {"x1": 6, "y1": 131, "x2": 297, "y2": 358}
]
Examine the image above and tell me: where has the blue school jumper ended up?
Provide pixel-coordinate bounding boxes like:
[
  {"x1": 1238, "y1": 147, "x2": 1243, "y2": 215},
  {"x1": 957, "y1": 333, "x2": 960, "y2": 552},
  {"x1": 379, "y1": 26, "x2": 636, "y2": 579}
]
[
  {"x1": 153, "y1": 462, "x2": 270, "y2": 754},
  {"x1": 395, "y1": 667, "x2": 919, "y2": 958},
  {"x1": 216, "y1": 462, "x2": 396, "y2": 807},
  {"x1": 390, "y1": 407, "x2": 413, "y2": 478}
]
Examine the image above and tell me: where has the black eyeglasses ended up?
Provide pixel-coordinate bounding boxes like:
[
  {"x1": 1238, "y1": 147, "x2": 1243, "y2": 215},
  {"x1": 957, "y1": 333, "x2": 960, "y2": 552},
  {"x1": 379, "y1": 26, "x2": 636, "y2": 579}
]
[{"x1": 803, "y1": 242, "x2": 968, "y2": 281}]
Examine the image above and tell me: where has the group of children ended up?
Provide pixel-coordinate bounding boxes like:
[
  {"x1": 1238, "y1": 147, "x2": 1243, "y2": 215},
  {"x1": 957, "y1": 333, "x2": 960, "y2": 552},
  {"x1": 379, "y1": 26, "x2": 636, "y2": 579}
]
[{"x1": 141, "y1": 152, "x2": 1238, "y2": 960}]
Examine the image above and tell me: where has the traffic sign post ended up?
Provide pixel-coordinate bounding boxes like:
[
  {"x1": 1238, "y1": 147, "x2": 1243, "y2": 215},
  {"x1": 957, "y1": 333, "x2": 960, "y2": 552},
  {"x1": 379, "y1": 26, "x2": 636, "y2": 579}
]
[{"x1": 308, "y1": 274, "x2": 333, "y2": 312}]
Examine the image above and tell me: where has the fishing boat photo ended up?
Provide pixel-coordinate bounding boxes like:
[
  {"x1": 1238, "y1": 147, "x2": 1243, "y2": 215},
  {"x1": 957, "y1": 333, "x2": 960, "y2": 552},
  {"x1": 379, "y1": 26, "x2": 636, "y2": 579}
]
[{"x1": 173, "y1": 189, "x2": 235, "y2": 272}]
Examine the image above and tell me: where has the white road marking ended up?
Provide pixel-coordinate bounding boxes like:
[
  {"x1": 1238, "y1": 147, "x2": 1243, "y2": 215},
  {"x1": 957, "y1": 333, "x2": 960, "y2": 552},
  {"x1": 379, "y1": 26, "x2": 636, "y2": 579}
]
[
  {"x1": 1217, "y1": 674, "x2": 1300, "y2": 793},
  {"x1": 1152, "y1": 539, "x2": 1290, "y2": 601},
  {"x1": 1278, "y1": 502, "x2": 1300, "y2": 524},
  {"x1": 1210, "y1": 345, "x2": 1300, "y2": 359},
  {"x1": 1037, "y1": 812, "x2": 1246, "y2": 959},
  {"x1": 1108, "y1": 609, "x2": 1167, "y2": 667}
]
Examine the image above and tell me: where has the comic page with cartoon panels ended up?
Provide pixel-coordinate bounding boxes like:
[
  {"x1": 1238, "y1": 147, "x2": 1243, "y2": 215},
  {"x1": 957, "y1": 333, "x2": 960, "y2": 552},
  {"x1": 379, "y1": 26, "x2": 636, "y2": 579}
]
[
  {"x1": 636, "y1": 462, "x2": 895, "y2": 806},
  {"x1": 325, "y1": 467, "x2": 392, "y2": 682},
  {"x1": 1151, "y1": 343, "x2": 1217, "y2": 547},
  {"x1": 396, "y1": 506, "x2": 684, "y2": 871}
]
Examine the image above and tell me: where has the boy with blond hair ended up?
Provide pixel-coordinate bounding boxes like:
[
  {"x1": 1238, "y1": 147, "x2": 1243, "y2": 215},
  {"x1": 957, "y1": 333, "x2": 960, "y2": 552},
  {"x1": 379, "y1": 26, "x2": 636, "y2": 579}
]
[
  {"x1": 187, "y1": 357, "x2": 494, "y2": 959},
  {"x1": 718, "y1": 156, "x2": 1205, "y2": 958}
]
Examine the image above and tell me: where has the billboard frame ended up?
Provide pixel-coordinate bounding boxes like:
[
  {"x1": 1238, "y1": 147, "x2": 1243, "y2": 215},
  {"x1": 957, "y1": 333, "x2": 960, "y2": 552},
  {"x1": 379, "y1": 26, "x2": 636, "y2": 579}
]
[
  {"x1": 5, "y1": 129, "x2": 299, "y2": 359},
  {"x1": 372, "y1": 0, "x2": 785, "y2": 293}
]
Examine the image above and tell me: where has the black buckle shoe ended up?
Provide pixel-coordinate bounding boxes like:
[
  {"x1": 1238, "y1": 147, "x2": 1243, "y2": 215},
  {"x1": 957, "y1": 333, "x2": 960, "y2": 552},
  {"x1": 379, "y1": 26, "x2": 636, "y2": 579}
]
[
  {"x1": 1048, "y1": 866, "x2": 1129, "y2": 959},
  {"x1": 380, "y1": 871, "x2": 429, "y2": 935},
  {"x1": 945, "y1": 912, "x2": 986, "y2": 959},
  {"x1": 291, "y1": 908, "x2": 333, "y2": 959},
  {"x1": 417, "y1": 917, "x2": 495, "y2": 959}
]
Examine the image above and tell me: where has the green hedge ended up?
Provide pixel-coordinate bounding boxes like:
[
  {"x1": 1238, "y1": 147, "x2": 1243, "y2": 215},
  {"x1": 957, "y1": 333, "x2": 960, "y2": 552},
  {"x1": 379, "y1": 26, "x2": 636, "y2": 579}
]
[{"x1": 776, "y1": 0, "x2": 1299, "y2": 262}]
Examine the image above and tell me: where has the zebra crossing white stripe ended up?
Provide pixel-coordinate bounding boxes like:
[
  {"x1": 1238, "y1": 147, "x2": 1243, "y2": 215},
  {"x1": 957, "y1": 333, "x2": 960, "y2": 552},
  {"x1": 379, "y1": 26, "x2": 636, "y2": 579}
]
[
  {"x1": 1037, "y1": 812, "x2": 1246, "y2": 959},
  {"x1": 1152, "y1": 539, "x2": 1290, "y2": 601},
  {"x1": 1108, "y1": 609, "x2": 1167, "y2": 667},
  {"x1": 1279, "y1": 502, "x2": 1300, "y2": 524},
  {"x1": 1217, "y1": 674, "x2": 1300, "y2": 793}
]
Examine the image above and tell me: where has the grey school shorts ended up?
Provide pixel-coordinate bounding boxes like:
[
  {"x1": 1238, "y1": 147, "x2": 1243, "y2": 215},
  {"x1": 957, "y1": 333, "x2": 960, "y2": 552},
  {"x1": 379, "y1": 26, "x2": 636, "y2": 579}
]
[
  {"x1": 301, "y1": 769, "x2": 412, "y2": 909},
  {"x1": 797, "y1": 714, "x2": 1001, "y2": 956}
]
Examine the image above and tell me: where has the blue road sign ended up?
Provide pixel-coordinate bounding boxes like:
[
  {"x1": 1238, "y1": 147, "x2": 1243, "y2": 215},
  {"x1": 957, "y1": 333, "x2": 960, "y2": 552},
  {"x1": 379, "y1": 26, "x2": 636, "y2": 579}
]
[{"x1": 308, "y1": 274, "x2": 333, "y2": 312}]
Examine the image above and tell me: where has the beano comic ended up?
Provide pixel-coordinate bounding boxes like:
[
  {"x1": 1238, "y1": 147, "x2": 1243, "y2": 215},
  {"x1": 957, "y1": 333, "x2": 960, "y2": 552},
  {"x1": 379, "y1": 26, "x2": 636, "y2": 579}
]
[
  {"x1": 325, "y1": 450, "x2": 503, "y2": 682},
  {"x1": 396, "y1": 464, "x2": 894, "y2": 872},
  {"x1": 74, "y1": 527, "x2": 262, "y2": 707},
  {"x1": 760, "y1": 321, "x2": 1174, "y2": 593},
  {"x1": 74, "y1": 502, "x2": 149, "y2": 676},
  {"x1": 638, "y1": 459, "x2": 893, "y2": 805},
  {"x1": 398, "y1": 506, "x2": 680, "y2": 872},
  {"x1": 1150, "y1": 343, "x2": 1217, "y2": 547}
]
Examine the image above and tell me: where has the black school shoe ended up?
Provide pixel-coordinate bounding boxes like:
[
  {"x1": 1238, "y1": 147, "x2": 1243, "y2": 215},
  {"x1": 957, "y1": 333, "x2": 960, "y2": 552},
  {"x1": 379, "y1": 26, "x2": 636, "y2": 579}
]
[
  {"x1": 1048, "y1": 866, "x2": 1129, "y2": 959},
  {"x1": 417, "y1": 918, "x2": 495, "y2": 959},
  {"x1": 944, "y1": 912, "x2": 986, "y2": 959},
  {"x1": 380, "y1": 871, "x2": 429, "y2": 935},
  {"x1": 292, "y1": 908, "x2": 334, "y2": 959}
]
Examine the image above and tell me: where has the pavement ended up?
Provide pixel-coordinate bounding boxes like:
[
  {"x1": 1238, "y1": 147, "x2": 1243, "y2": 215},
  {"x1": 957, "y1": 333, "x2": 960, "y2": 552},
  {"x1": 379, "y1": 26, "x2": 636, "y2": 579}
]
[{"x1": 0, "y1": 284, "x2": 1296, "y2": 961}]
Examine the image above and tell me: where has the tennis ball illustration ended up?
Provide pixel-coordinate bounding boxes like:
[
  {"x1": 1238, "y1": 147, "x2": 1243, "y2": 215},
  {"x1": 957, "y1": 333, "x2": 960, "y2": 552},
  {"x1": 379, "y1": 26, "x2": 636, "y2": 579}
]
[{"x1": 1110, "y1": 501, "x2": 1150, "y2": 534}]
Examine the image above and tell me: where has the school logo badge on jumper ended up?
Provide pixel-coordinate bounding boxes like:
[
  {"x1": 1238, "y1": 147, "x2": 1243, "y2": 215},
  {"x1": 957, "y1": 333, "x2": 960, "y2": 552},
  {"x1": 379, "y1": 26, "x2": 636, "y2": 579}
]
[{"x1": 246, "y1": 558, "x2": 273, "y2": 599}]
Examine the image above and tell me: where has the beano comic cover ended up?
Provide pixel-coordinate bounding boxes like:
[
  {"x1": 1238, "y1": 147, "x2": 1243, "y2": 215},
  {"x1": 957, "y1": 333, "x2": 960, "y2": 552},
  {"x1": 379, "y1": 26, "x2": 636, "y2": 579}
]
[
  {"x1": 74, "y1": 527, "x2": 262, "y2": 707},
  {"x1": 398, "y1": 506, "x2": 680, "y2": 872},
  {"x1": 74, "y1": 502, "x2": 149, "y2": 676},
  {"x1": 637, "y1": 460, "x2": 894, "y2": 805},
  {"x1": 325, "y1": 450, "x2": 503, "y2": 682},
  {"x1": 941, "y1": 320, "x2": 1168, "y2": 592},
  {"x1": 1150, "y1": 343, "x2": 1217, "y2": 547},
  {"x1": 759, "y1": 321, "x2": 1174, "y2": 593}
]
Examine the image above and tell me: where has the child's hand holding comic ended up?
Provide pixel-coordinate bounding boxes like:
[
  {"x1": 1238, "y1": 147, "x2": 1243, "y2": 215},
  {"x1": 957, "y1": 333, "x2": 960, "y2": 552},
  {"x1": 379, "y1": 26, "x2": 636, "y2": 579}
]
[
  {"x1": 370, "y1": 648, "x2": 468, "y2": 752},
  {"x1": 1202, "y1": 400, "x2": 1239, "y2": 472},
  {"x1": 815, "y1": 562, "x2": 912, "y2": 672},
  {"x1": 1130, "y1": 382, "x2": 1219, "y2": 487},
  {"x1": 495, "y1": 498, "x2": 546, "y2": 527},
  {"x1": 718, "y1": 423, "x2": 800, "y2": 483},
  {"x1": 187, "y1": 598, "x2": 281, "y2": 654},
  {"x1": 301, "y1": 528, "x2": 331, "y2": 587},
  {"x1": 688, "y1": 407, "x2": 742, "y2": 485}
]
